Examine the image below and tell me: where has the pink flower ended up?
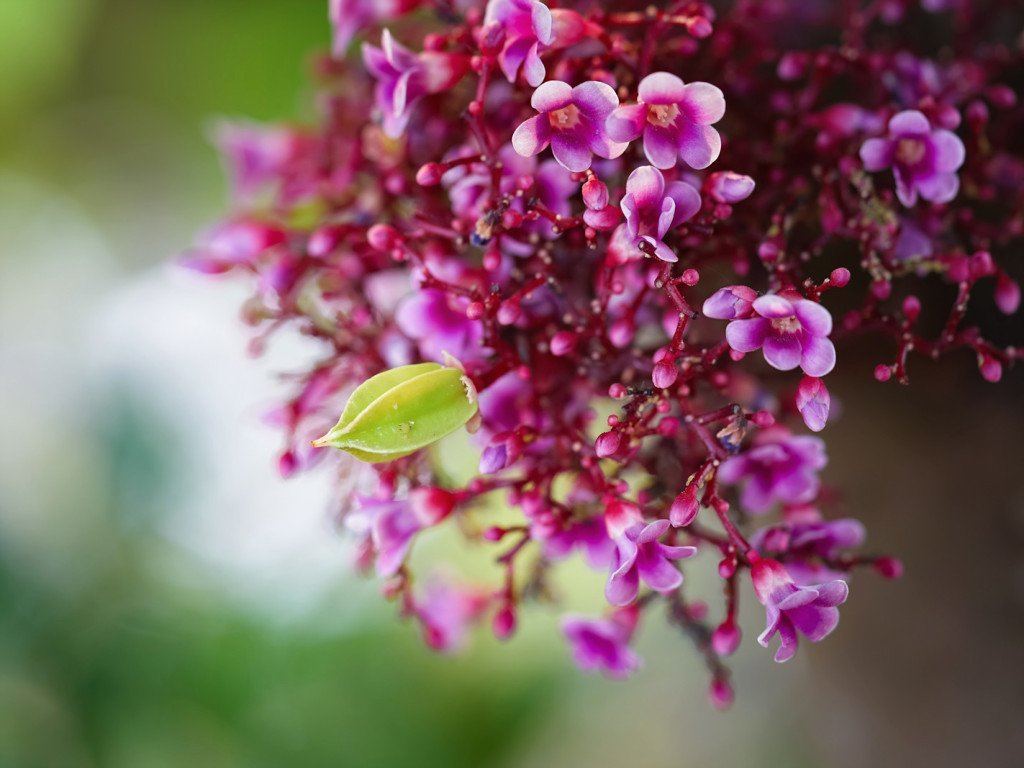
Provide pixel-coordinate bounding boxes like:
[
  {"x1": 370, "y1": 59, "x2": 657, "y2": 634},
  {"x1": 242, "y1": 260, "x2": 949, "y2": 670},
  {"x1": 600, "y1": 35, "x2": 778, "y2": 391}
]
[
  {"x1": 363, "y1": 30, "x2": 469, "y2": 138},
  {"x1": 719, "y1": 293, "x2": 836, "y2": 377},
  {"x1": 561, "y1": 612, "x2": 641, "y2": 678},
  {"x1": 483, "y1": 0, "x2": 553, "y2": 87},
  {"x1": 396, "y1": 288, "x2": 485, "y2": 362},
  {"x1": 414, "y1": 575, "x2": 489, "y2": 653},
  {"x1": 347, "y1": 489, "x2": 456, "y2": 577},
  {"x1": 544, "y1": 517, "x2": 615, "y2": 569},
  {"x1": 606, "y1": 71, "x2": 725, "y2": 170},
  {"x1": 717, "y1": 427, "x2": 827, "y2": 514},
  {"x1": 860, "y1": 110, "x2": 966, "y2": 207},
  {"x1": 750, "y1": 554, "x2": 849, "y2": 662},
  {"x1": 619, "y1": 165, "x2": 702, "y2": 263},
  {"x1": 330, "y1": 0, "x2": 423, "y2": 57},
  {"x1": 752, "y1": 515, "x2": 866, "y2": 585},
  {"x1": 512, "y1": 80, "x2": 627, "y2": 172},
  {"x1": 605, "y1": 519, "x2": 697, "y2": 605}
]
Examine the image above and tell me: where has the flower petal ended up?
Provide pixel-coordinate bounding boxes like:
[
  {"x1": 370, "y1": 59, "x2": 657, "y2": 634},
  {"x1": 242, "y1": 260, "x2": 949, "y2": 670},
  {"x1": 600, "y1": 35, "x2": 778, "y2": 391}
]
[
  {"x1": 894, "y1": 167, "x2": 918, "y2": 207},
  {"x1": 763, "y1": 333, "x2": 802, "y2": 371},
  {"x1": 799, "y1": 334, "x2": 837, "y2": 377},
  {"x1": 638, "y1": 71, "x2": 686, "y2": 103},
  {"x1": 793, "y1": 299, "x2": 833, "y2": 336},
  {"x1": 726, "y1": 318, "x2": 769, "y2": 352},
  {"x1": 931, "y1": 129, "x2": 965, "y2": 172},
  {"x1": 643, "y1": 125, "x2": 680, "y2": 169},
  {"x1": 752, "y1": 294, "x2": 795, "y2": 318},
  {"x1": 606, "y1": 103, "x2": 647, "y2": 143},
  {"x1": 680, "y1": 81, "x2": 726, "y2": 124},
  {"x1": 624, "y1": 165, "x2": 666, "y2": 212},
  {"x1": 531, "y1": 80, "x2": 573, "y2": 112},
  {"x1": 551, "y1": 132, "x2": 593, "y2": 172},
  {"x1": 859, "y1": 138, "x2": 892, "y2": 171},
  {"x1": 677, "y1": 123, "x2": 721, "y2": 170},
  {"x1": 512, "y1": 115, "x2": 551, "y2": 157},
  {"x1": 522, "y1": 44, "x2": 546, "y2": 87},
  {"x1": 916, "y1": 172, "x2": 960, "y2": 204},
  {"x1": 572, "y1": 80, "x2": 620, "y2": 120},
  {"x1": 665, "y1": 181, "x2": 702, "y2": 228},
  {"x1": 888, "y1": 110, "x2": 930, "y2": 135}
]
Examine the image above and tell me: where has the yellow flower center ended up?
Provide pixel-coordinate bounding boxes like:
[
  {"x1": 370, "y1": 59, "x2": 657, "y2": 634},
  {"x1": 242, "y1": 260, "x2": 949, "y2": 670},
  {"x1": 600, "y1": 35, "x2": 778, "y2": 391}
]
[
  {"x1": 895, "y1": 137, "x2": 927, "y2": 166},
  {"x1": 647, "y1": 103, "x2": 680, "y2": 128},
  {"x1": 548, "y1": 104, "x2": 581, "y2": 130}
]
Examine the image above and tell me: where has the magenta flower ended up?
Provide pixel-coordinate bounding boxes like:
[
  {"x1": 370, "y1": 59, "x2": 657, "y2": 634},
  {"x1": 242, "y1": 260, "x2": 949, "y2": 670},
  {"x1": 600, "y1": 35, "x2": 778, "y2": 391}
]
[
  {"x1": 752, "y1": 515, "x2": 866, "y2": 584},
  {"x1": 606, "y1": 519, "x2": 697, "y2": 605},
  {"x1": 717, "y1": 293, "x2": 836, "y2": 377},
  {"x1": 330, "y1": 0, "x2": 423, "y2": 57},
  {"x1": 607, "y1": 72, "x2": 725, "y2": 170},
  {"x1": 347, "y1": 489, "x2": 455, "y2": 577},
  {"x1": 619, "y1": 165, "x2": 702, "y2": 263},
  {"x1": 414, "y1": 576, "x2": 489, "y2": 653},
  {"x1": 561, "y1": 613, "x2": 641, "y2": 678},
  {"x1": 544, "y1": 517, "x2": 615, "y2": 569},
  {"x1": 363, "y1": 29, "x2": 469, "y2": 138},
  {"x1": 717, "y1": 427, "x2": 827, "y2": 514},
  {"x1": 860, "y1": 110, "x2": 966, "y2": 207},
  {"x1": 512, "y1": 80, "x2": 627, "y2": 172},
  {"x1": 484, "y1": 0, "x2": 553, "y2": 87},
  {"x1": 396, "y1": 288, "x2": 485, "y2": 362},
  {"x1": 750, "y1": 554, "x2": 849, "y2": 662}
]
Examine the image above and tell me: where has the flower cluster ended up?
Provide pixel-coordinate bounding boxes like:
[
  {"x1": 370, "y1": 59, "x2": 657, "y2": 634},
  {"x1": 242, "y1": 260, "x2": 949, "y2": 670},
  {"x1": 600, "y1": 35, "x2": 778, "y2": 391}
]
[{"x1": 188, "y1": 0, "x2": 1022, "y2": 706}]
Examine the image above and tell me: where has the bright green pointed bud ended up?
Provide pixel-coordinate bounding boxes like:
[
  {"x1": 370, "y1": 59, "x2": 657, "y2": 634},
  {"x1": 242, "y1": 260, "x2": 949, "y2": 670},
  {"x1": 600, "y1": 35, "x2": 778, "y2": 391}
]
[{"x1": 312, "y1": 361, "x2": 479, "y2": 463}]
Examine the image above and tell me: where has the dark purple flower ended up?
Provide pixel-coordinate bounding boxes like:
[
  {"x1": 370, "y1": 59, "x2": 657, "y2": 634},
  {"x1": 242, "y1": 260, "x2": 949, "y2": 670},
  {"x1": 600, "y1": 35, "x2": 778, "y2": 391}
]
[
  {"x1": 750, "y1": 554, "x2": 849, "y2": 662},
  {"x1": 721, "y1": 293, "x2": 836, "y2": 377},
  {"x1": 605, "y1": 519, "x2": 697, "y2": 605},
  {"x1": 619, "y1": 165, "x2": 702, "y2": 263},
  {"x1": 561, "y1": 612, "x2": 641, "y2": 678},
  {"x1": 860, "y1": 110, "x2": 965, "y2": 207},
  {"x1": 363, "y1": 29, "x2": 469, "y2": 138},
  {"x1": 606, "y1": 72, "x2": 725, "y2": 170},
  {"x1": 717, "y1": 427, "x2": 827, "y2": 513},
  {"x1": 512, "y1": 80, "x2": 627, "y2": 172}
]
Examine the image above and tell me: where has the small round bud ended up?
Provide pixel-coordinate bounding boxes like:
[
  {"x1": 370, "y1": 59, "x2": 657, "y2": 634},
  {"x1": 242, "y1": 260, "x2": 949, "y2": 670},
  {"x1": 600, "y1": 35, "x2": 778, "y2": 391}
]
[
  {"x1": 874, "y1": 364, "x2": 893, "y2": 382},
  {"x1": 595, "y1": 431, "x2": 622, "y2": 458},
  {"x1": 873, "y1": 556, "x2": 904, "y2": 579},
  {"x1": 415, "y1": 162, "x2": 445, "y2": 186},
  {"x1": 829, "y1": 267, "x2": 851, "y2": 287}
]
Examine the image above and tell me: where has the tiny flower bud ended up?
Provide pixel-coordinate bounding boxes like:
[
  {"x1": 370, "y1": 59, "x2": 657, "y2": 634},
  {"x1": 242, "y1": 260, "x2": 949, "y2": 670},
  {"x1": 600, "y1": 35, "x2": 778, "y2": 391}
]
[
  {"x1": 582, "y1": 177, "x2": 609, "y2": 210},
  {"x1": 669, "y1": 489, "x2": 699, "y2": 527},
  {"x1": 681, "y1": 268, "x2": 700, "y2": 286},
  {"x1": 493, "y1": 605, "x2": 517, "y2": 640},
  {"x1": 550, "y1": 330, "x2": 577, "y2": 356},
  {"x1": 873, "y1": 556, "x2": 904, "y2": 579},
  {"x1": 751, "y1": 410, "x2": 775, "y2": 428},
  {"x1": 902, "y1": 295, "x2": 921, "y2": 321},
  {"x1": 652, "y1": 359, "x2": 679, "y2": 389},
  {"x1": 410, "y1": 486, "x2": 457, "y2": 525},
  {"x1": 978, "y1": 351, "x2": 1003, "y2": 383},
  {"x1": 994, "y1": 272, "x2": 1021, "y2": 315},
  {"x1": 367, "y1": 223, "x2": 401, "y2": 252},
  {"x1": 829, "y1": 267, "x2": 851, "y2": 287},
  {"x1": 595, "y1": 431, "x2": 621, "y2": 458},
  {"x1": 874, "y1": 364, "x2": 893, "y2": 382},
  {"x1": 416, "y1": 162, "x2": 445, "y2": 186},
  {"x1": 709, "y1": 678, "x2": 735, "y2": 711},
  {"x1": 711, "y1": 620, "x2": 741, "y2": 656}
]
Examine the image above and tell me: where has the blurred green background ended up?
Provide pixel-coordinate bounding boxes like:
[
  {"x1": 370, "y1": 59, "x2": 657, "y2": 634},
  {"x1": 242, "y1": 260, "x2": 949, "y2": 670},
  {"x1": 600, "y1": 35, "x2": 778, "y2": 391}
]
[{"x1": 1, "y1": 1, "x2": 1022, "y2": 766}]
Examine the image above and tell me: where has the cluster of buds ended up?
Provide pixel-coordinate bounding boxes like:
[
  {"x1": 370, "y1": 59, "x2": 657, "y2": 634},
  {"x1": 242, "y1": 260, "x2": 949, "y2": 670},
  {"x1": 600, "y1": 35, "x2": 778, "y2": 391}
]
[{"x1": 186, "y1": 0, "x2": 1022, "y2": 705}]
